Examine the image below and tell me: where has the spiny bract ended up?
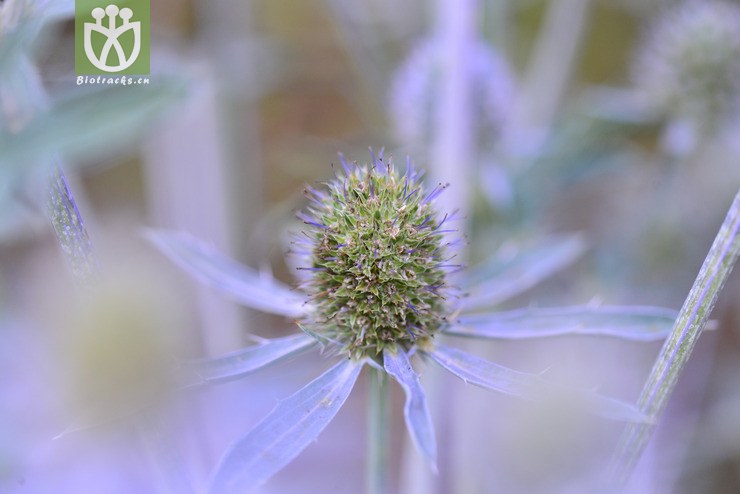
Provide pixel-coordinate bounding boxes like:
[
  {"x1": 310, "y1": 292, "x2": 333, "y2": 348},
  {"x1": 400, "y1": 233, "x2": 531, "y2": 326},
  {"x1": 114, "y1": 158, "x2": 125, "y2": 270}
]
[{"x1": 298, "y1": 157, "x2": 456, "y2": 359}]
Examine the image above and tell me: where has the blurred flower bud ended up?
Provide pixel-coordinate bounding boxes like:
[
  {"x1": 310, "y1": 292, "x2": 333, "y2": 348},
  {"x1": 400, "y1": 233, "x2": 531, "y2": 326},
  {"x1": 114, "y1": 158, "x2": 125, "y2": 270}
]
[
  {"x1": 389, "y1": 37, "x2": 515, "y2": 154},
  {"x1": 634, "y1": 1, "x2": 740, "y2": 150}
]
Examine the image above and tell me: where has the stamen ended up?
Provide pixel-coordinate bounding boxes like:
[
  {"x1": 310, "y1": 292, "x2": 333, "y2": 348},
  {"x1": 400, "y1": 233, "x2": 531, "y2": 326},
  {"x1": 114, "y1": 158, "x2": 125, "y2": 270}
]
[{"x1": 338, "y1": 152, "x2": 350, "y2": 174}]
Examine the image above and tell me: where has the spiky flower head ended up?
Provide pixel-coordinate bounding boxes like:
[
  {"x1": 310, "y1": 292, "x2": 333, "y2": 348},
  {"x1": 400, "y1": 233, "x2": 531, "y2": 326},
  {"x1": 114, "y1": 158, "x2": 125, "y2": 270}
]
[
  {"x1": 634, "y1": 1, "x2": 740, "y2": 131},
  {"x1": 298, "y1": 154, "x2": 456, "y2": 360}
]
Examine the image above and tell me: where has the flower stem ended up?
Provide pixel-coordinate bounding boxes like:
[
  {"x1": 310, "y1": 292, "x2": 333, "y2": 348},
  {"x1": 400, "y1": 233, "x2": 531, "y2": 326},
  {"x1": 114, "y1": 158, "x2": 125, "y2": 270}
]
[
  {"x1": 609, "y1": 188, "x2": 740, "y2": 489},
  {"x1": 367, "y1": 367, "x2": 390, "y2": 494}
]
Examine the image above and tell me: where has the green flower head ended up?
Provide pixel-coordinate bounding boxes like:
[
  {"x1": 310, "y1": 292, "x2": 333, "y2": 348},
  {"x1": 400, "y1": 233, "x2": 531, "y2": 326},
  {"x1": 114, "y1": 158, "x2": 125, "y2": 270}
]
[
  {"x1": 149, "y1": 150, "x2": 676, "y2": 494},
  {"x1": 297, "y1": 153, "x2": 458, "y2": 359}
]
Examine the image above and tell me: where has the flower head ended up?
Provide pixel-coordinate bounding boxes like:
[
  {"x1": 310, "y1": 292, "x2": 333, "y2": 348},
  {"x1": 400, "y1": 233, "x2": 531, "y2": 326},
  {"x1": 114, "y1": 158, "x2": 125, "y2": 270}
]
[
  {"x1": 634, "y1": 1, "x2": 740, "y2": 131},
  {"x1": 299, "y1": 157, "x2": 455, "y2": 358},
  {"x1": 149, "y1": 151, "x2": 676, "y2": 493}
]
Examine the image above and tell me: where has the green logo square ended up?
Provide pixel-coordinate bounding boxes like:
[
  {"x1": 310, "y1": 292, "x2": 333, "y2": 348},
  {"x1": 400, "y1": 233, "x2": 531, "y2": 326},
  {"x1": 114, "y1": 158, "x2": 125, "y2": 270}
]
[{"x1": 75, "y1": 0, "x2": 150, "y2": 75}]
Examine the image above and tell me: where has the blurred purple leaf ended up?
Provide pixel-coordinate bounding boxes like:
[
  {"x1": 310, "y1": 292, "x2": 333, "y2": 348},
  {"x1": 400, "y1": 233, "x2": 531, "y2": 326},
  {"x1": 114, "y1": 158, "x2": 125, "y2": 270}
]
[
  {"x1": 460, "y1": 234, "x2": 587, "y2": 311},
  {"x1": 448, "y1": 305, "x2": 676, "y2": 340},
  {"x1": 383, "y1": 348, "x2": 437, "y2": 471},
  {"x1": 146, "y1": 230, "x2": 307, "y2": 318},
  {"x1": 208, "y1": 358, "x2": 363, "y2": 493},
  {"x1": 426, "y1": 344, "x2": 646, "y2": 422},
  {"x1": 425, "y1": 344, "x2": 542, "y2": 397},
  {"x1": 181, "y1": 334, "x2": 316, "y2": 387},
  {"x1": 48, "y1": 165, "x2": 98, "y2": 280}
]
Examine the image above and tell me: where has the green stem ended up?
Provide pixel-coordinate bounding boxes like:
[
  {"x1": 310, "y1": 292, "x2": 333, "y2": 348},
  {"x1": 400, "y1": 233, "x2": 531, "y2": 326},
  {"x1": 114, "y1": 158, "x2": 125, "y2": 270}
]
[
  {"x1": 609, "y1": 188, "x2": 740, "y2": 488},
  {"x1": 367, "y1": 367, "x2": 390, "y2": 494}
]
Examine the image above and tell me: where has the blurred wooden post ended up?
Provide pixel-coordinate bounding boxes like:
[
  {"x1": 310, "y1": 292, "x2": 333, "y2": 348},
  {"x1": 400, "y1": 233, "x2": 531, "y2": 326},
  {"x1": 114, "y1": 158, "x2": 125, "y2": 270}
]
[
  {"x1": 146, "y1": 0, "x2": 266, "y2": 356},
  {"x1": 194, "y1": 0, "x2": 265, "y2": 252},
  {"x1": 144, "y1": 67, "x2": 244, "y2": 355}
]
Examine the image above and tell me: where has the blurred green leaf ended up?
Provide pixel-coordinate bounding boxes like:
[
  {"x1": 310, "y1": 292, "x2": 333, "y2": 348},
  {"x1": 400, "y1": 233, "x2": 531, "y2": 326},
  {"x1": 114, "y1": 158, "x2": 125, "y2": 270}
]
[
  {"x1": 0, "y1": 0, "x2": 75, "y2": 75},
  {"x1": 509, "y1": 111, "x2": 653, "y2": 224},
  {"x1": 0, "y1": 80, "x2": 186, "y2": 175},
  {"x1": 0, "y1": 17, "x2": 41, "y2": 75}
]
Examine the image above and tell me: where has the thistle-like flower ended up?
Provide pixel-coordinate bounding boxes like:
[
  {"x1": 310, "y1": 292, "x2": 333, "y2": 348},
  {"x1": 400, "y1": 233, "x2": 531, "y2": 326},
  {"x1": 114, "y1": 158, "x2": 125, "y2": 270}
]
[
  {"x1": 299, "y1": 159, "x2": 453, "y2": 360},
  {"x1": 633, "y1": 1, "x2": 740, "y2": 149},
  {"x1": 149, "y1": 151, "x2": 676, "y2": 493}
]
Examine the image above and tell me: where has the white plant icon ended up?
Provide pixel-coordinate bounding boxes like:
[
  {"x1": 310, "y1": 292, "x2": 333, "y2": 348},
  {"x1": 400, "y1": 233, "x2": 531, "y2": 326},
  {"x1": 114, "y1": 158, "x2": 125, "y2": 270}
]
[{"x1": 83, "y1": 4, "x2": 141, "y2": 72}]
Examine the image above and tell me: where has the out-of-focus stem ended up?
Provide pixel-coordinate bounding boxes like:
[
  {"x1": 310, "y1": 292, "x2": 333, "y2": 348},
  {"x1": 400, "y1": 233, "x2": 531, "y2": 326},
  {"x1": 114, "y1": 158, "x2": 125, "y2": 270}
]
[
  {"x1": 47, "y1": 164, "x2": 98, "y2": 281},
  {"x1": 143, "y1": 70, "x2": 243, "y2": 355},
  {"x1": 187, "y1": 0, "x2": 264, "y2": 354},
  {"x1": 430, "y1": 0, "x2": 477, "y2": 226},
  {"x1": 324, "y1": 0, "x2": 391, "y2": 126},
  {"x1": 504, "y1": 0, "x2": 591, "y2": 154},
  {"x1": 609, "y1": 188, "x2": 740, "y2": 489},
  {"x1": 367, "y1": 367, "x2": 391, "y2": 494},
  {"x1": 411, "y1": 2, "x2": 478, "y2": 493}
]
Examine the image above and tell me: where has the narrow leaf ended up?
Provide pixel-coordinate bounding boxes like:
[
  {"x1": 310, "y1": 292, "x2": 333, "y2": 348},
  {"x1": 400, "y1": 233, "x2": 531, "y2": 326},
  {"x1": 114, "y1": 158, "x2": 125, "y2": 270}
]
[
  {"x1": 146, "y1": 229, "x2": 307, "y2": 318},
  {"x1": 610, "y1": 189, "x2": 740, "y2": 487},
  {"x1": 448, "y1": 305, "x2": 676, "y2": 341},
  {"x1": 461, "y1": 234, "x2": 587, "y2": 311},
  {"x1": 47, "y1": 165, "x2": 99, "y2": 281},
  {"x1": 180, "y1": 334, "x2": 316, "y2": 387},
  {"x1": 0, "y1": 17, "x2": 42, "y2": 76},
  {"x1": 383, "y1": 349, "x2": 437, "y2": 470},
  {"x1": 209, "y1": 358, "x2": 363, "y2": 493},
  {"x1": 426, "y1": 345, "x2": 646, "y2": 422},
  {"x1": 0, "y1": 81, "x2": 186, "y2": 167}
]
